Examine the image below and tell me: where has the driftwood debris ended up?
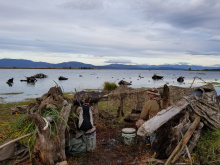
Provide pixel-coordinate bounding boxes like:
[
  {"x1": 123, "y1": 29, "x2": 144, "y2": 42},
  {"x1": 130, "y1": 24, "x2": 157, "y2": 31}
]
[
  {"x1": 118, "y1": 80, "x2": 132, "y2": 86},
  {"x1": 11, "y1": 105, "x2": 27, "y2": 115},
  {"x1": 20, "y1": 76, "x2": 37, "y2": 82},
  {"x1": 33, "y1": 73, "x2": 47, "y2": 78},
  {"x1": 177, "y1": 76, "x2": 185, "y2": 83},
  {"x1": 152, "y1": 74, "x2": 163, "y2": 80},
  {"x1": 137, "y1": 83, "x2": 220, "y2": 162},
  {"x1": 165, "y1": 116, "x2": 201, "y2": 164},
  {"x1": 72, "y1": 90, "x2": 106, "y2": 116},
  {"x1": 27, "y1": 86, "x2": 72, "y2": 165},
  {"x1": 0, "y1": 132, "x2": 34, "y2": 150},
  {"x1": 59, "y1": 76, "x2": 68, "y2": 80},
  {"x1": 163, "y1": 84, "x2": 170, "y2": 109},
  {"x1": 7, "y1": 78, "x2": 14, "y2": 83}
]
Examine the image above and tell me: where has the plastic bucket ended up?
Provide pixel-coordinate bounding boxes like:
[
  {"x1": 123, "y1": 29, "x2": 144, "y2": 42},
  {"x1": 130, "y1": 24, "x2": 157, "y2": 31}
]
[
  {"x1": 85, "y1": 127, "x2": 96, "y2": 151},
  {"x1": 121, "y1": 128, "x2": 136, "y2": 146}
]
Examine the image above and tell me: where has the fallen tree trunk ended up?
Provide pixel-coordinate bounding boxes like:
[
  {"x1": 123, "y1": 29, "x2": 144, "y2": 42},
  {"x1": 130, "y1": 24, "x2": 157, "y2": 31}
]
[{"x1": 137, "y1": 98, "x2": 189, "y2": 136}]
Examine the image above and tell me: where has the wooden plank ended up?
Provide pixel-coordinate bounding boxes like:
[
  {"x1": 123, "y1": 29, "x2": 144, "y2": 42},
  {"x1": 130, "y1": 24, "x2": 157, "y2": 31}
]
[{"x1": 137, "y1": 98, "x2": 189, "y2": 137}]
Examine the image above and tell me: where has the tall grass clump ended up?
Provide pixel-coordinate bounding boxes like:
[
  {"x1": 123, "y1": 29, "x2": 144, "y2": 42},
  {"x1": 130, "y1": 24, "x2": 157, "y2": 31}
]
[
  {"x1": 103, "y1": 82, "x2": 118, "y2": 93},
  {"x1": 194, "y1": 128, "x2": 220, "y2": 164},
  {"x1": 5, "y1": 106, "x2": 71, "y2": 149}
]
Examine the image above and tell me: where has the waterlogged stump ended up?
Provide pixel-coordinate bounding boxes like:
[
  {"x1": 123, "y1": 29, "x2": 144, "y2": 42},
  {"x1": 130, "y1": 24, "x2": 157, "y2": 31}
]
[{"x1": 28, "y1": 86, "x2": 72, "y2": 165}]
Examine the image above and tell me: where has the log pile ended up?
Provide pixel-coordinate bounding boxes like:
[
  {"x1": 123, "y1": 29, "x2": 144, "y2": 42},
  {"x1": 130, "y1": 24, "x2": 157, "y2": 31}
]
[{"x1": 136, "y1": 83, "x2": 220, "y2": 164}]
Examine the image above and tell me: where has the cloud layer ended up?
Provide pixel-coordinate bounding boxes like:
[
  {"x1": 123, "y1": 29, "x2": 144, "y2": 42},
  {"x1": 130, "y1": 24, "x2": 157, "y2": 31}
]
[{"x1": 0, "y1": 0, "x2": 220, "y2": 66}]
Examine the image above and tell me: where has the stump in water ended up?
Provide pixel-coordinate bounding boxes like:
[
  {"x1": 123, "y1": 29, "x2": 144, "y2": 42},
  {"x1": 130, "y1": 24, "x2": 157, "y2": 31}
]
[{"x1": 28, "y1": 86, "x2": 72, "y2": 165}]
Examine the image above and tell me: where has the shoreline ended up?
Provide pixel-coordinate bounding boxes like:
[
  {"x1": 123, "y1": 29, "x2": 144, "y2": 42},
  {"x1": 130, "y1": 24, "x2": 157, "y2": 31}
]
[{"x1": 0, "y1": 67, "x2": 220, "y2": 71}]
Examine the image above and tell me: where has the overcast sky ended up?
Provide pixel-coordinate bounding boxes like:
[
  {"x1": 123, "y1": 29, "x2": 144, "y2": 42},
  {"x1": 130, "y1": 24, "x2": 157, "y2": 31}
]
[{"x1": 1, "y1": 0, "x2": 220, "y2": 66}]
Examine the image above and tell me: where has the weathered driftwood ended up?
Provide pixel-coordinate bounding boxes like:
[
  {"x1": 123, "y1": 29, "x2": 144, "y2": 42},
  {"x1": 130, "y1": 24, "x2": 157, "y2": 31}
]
[
  {"x1": 33, "y1": 73, "x2": 47, "y2": 78},
  {"x1": 152, "y1": 74, "x2": 163, "y2": 80},
  {"x1": 11, "y1": 105, "x2": 27, "y2": 115},
  {"x1": 0, "y1": 132, "x2": 34, "y2": 149},
  {"x1": 7, "y1": 78, "x2": 14, "y2": 83},
  {"x1": 58, "y1": 76, "x2": 68, "y2": 80},
  {"x1": 163, "y1": 84, "x2": 170, "y2": 109},
  {"x1": 177, "y1": 76, "x2": 184, "y2": 83},
  {"x1": 72, "y1": 90, "x2": 106, "y2": 116},
  {"x1": 137, "y1": 98, "x2": 189, "y2": 136},
  {"x1": 135, "y1": 158, "x2": 165, "y2": 165},
  {"x1": 165, "y1": 116, "x2": 201, "y2": 165},
  {"x1": 117, "y1": 94, "x2": 125, "y2": 118},
  {"x1": 186, "y1": 122, "x2": 204, "y2": 154},
  {"x1": 28, "y1": 86, "x2": 72, "y2": 165},
  {"x1": 118, "y1": 80, "x2": 132, "y2": 85}
]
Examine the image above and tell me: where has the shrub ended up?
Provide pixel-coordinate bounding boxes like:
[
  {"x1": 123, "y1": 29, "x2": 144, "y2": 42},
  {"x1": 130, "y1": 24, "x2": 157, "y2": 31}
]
[{"x1": 103, "y1": 82, "x2": 118, "y2": 93}]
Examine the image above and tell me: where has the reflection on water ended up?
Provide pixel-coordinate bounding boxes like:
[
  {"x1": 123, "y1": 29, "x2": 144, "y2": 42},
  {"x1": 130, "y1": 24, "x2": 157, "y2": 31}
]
[{"x1": 0, "y1": 69, "x2": 219, "y2": 103}]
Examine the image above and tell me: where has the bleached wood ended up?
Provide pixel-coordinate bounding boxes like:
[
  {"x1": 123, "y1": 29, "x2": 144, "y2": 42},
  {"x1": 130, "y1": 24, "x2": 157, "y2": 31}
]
[
  {"x1": 137, "y1": 98, "x2": 189, "y2": 137},
  {"x1": 0, "y1": 132, "x2": 34, "y2": 149}
]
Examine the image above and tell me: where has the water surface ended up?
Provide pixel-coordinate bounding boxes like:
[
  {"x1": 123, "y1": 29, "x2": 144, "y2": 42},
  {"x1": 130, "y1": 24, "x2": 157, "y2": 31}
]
[{"x1": 0, "y1": 69, "x2": 219, "y2": 103}]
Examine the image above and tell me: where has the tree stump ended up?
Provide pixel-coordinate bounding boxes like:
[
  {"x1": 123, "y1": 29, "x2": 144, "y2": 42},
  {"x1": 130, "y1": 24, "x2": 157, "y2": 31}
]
[{"x1": 28, "y1": 86, "x2": 72, "y2": 165}]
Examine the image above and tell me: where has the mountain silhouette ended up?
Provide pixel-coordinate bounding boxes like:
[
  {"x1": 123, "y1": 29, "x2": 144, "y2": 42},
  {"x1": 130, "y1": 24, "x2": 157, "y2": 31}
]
[{"x1": 0, "y1": 58, "x2": 219, "y2": 70}]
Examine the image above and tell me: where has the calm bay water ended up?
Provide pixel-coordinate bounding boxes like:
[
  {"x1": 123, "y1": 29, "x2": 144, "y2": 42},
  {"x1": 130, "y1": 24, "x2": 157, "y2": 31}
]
[{"x1": 0, "y1": 69, "x2": 220, "y2": 103}]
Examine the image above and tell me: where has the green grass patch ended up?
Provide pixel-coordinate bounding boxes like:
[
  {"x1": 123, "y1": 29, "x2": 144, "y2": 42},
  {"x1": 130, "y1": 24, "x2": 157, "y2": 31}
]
[
  {"x1": 103, "y1": 82, "x2": 118, "y2": 93},
  {"x1": 209, "y1": 81, "x2": 220, "y2": 85},
  {"x1": 0, "y1": 99, "x2": 35, "y2": 143},
  {"x1": 1, "y1": 92, "x2": 24, "y2": 95},
  {"x1": 199, "y1": 81, "x2": 220, "y2": 86},
  {"x1": 63, "y1": 92, "x2": 75, "y2": 98},
  {"x1": 194, "y1": 128, "x2": 220, "y2": 164}
]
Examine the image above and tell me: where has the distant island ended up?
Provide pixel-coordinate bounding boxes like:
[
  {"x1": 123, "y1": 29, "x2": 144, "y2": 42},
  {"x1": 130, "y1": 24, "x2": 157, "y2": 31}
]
[{"x1": 0, "y1": 58, "x2": 220, "y2": 71}]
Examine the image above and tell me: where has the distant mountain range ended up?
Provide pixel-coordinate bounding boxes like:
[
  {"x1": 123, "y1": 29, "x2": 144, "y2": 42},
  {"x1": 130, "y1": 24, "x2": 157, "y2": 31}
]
[{"x1": 0, "y1": 58, "x2": 219, "y2": 70}]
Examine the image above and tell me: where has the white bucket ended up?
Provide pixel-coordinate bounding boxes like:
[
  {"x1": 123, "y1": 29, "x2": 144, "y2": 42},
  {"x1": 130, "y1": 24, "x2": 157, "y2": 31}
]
[
  {"x1": 122, "y1": 128, "x2": 136, "y2": 146},
  {"x1": 85, "y1": 127, "x2": 96, "y2": 151}
]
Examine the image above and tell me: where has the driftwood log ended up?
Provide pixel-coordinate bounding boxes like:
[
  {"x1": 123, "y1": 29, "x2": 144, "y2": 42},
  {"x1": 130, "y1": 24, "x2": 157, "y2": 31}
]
[
  {"x1": 163, "y1": 84, "x2": 170, "y2": 109},
  {"x1": 28, "y1": 86, "x2": 71, "y2": 165},
  {"x1": 137, "y1": 98, "x2": 189, "y2": 137},
  {"x1": 137, "y1": 84, "x2": 220, "y2": 162},
  {"x1": 73, "y1": 90, "x2": 106, "y2": 116}
]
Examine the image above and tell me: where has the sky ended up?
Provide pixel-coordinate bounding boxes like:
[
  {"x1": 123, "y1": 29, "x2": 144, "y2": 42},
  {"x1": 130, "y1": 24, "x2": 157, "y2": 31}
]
[{"x1": 1, "y1": 0, "x2": 220, "y2": 67}]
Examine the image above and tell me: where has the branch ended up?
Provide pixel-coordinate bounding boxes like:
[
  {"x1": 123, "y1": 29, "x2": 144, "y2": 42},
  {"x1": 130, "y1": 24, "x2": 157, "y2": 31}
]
[{"x1": 0, "y1": 132, "x2": 34, "y2": 149}]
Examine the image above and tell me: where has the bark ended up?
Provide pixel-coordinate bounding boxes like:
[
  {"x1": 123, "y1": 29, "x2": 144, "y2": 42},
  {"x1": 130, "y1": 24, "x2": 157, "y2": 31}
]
[
  {"x1": 117, "y1": 94, "x2": 125, "y2": 118},
  {"x1": 163, "y1": 84, "x2": 170, "y2": 109},
  {"x1": 28, "y1": 86, "x2": 72, "y2": 165}
]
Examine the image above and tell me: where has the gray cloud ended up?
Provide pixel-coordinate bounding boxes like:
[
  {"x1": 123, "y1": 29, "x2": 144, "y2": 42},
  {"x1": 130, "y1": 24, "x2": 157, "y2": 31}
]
[
  {"x1": 104, "y1": 59, "x2": 132, "y2": 64},
  {"x1": 178, "y1": 62, "x2": 190, "y2": 65},
  {"x1": 0, "y1": 0, "x2": 220, "y2": 66},
  {"x1": 187, "y1": 50, "x2": 220, "y2": 56},
  {"x1": 62, "y1": 0, "x2": 103, "y2": 10}
]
